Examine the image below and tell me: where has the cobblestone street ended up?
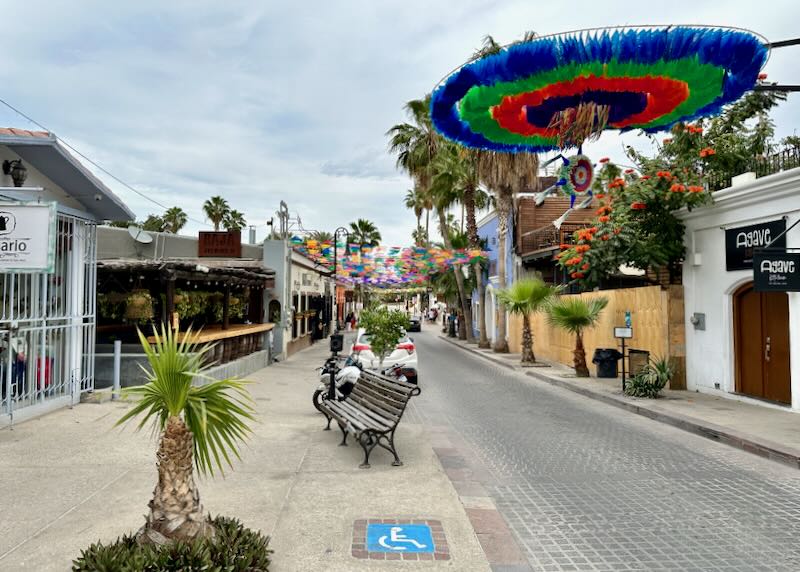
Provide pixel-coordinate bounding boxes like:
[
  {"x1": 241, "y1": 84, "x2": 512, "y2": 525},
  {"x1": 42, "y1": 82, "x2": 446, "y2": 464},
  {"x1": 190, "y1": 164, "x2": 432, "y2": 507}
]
[{"x1": 412, "y1": 330, "x2": 800, "y2": 571}]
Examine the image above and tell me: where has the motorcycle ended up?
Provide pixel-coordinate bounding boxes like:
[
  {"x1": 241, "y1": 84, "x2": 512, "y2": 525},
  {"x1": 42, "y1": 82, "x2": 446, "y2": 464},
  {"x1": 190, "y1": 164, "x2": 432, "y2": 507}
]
[{"x1": 312, "y1": 354, "x2": 362, "y2": 412}]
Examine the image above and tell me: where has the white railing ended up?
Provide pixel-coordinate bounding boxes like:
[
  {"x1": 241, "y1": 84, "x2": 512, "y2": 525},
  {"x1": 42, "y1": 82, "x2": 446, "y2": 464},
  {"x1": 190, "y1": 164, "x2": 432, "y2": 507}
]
[{"x1": 1, "y1": 215, "x2": 97, "y2": 426}]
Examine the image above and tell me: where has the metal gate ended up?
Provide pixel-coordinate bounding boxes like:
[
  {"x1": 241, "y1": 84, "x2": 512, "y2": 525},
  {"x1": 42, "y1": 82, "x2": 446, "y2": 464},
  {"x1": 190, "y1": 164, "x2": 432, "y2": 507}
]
[{"x1": 0, "y1": 214, "x2": 97, "y2": 426}]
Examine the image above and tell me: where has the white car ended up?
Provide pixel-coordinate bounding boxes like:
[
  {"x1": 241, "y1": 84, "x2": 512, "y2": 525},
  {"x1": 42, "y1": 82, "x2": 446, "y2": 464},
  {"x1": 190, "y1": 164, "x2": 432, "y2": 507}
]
[{"x1": 350, "y1": 328, "x2": 418, "y2": 384}]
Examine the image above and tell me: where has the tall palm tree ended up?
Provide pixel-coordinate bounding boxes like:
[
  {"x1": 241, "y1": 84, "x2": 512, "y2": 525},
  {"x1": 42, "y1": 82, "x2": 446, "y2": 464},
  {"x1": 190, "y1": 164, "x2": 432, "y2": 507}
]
[
  {"x1": 203, "y1": 196, "x2": 230, "y2": 231},
  {"x1": 470, "y1": 34, "x2": 540, "y2": 352},
  {"x1": 141, "y1": 214, "x2": 165, "y2": 232},
  {"x1": 224, "y1": 209, "x2": 247, "y2": 231},
  {"x1": 118, "y1": 327, "x2": 255, "y2": 543},
  {"x1": 547, "y1": 297, "x2": 608, "y2": 377},
  {"x1": 162, "y1": 207, "x2": 188, "y2": 234},
  {"x1": 497, "y1": 278, "x2": 560, "y2": 365},
  {"x1": 389, "y1": 100, "x2": 475, "y2": 342},
  {"x1": 477, "y1": 150, "x2": 539, "y2": 352},
  {"x1": 404, "y1": 188, "x2": 424, "y2": 244},
  {"x1": 348, "y1": 218, "x2": 381, "y2": 246}
]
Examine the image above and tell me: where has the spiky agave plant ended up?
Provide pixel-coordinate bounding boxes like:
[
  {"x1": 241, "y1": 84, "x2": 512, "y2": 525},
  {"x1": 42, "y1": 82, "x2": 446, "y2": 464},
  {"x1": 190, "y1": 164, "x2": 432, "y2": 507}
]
[{"x1": 118, "y1": 326, "x2": 255, "y2": 545}]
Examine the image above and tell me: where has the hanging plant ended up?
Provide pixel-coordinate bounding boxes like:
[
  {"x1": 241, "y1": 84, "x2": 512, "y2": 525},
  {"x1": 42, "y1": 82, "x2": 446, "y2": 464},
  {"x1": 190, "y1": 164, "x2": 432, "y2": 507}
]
[
  {"x1": 98, "y1": 292, "x2": 127, "y2": 321},
  {"x1": 125, "y1": 290, "x2": 154, "y2": 324}
]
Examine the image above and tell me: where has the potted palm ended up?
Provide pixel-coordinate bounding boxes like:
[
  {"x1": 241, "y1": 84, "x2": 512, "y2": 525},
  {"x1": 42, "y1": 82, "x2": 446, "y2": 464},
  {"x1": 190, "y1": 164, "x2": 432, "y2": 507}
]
[
  {"x1": 118, "y1": 326, "x2": 256, "y2": 544},
  {"x1": 547, "y1": 296, "x2": 608, "y2": 377},
  {"x1": 497, "y1": 278, "x2": 560, "y2": 366}
]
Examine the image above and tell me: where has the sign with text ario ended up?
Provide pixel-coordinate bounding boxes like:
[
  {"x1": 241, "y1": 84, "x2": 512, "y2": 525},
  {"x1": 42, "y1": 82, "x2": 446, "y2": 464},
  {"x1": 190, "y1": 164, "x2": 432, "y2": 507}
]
[
  {"x1": 754, "y1": 251, "x2": 800, "y2": 292},
  {"x1": 0, "y1": 202, "x2": 57, "y2": 273},
  {"x1": 725, "y1": 219, "x2": 786, "y2": 271}
]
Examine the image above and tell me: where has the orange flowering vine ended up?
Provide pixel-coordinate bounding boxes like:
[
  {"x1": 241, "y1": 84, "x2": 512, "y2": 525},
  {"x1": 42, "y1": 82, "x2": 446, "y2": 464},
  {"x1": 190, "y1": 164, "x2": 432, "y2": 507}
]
[
  {"x1": 598, "y1": 215, "x2": 610, "y2": 223},
  {"x1": 699, "y1": 147, "x2": 716, "y2": 157},
  {"x1": 688, "y1": 185, "x2": 704, "y2": 193},
  {"x1": 669, "y1": 183, "x2": 686, "y2": 193}
]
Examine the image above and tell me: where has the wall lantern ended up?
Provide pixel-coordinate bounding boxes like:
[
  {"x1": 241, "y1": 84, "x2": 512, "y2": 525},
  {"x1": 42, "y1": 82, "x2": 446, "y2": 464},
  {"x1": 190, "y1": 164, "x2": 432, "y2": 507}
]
[{"x1": 2, "y1": 159, "x2": 28, "y2": 187}]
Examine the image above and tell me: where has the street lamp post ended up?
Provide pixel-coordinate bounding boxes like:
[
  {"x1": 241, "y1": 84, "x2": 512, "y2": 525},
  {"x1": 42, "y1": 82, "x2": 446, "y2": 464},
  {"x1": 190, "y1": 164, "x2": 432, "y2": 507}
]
[{"x1": 329, "y1": 226, "x2": 350, "y2": 402}]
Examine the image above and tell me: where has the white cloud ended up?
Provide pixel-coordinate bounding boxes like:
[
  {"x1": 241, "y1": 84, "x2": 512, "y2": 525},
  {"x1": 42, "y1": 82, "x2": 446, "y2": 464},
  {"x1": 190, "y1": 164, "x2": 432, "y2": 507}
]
[{"x1": 0, "y1": 0, "x2": 796, "y2": 248}]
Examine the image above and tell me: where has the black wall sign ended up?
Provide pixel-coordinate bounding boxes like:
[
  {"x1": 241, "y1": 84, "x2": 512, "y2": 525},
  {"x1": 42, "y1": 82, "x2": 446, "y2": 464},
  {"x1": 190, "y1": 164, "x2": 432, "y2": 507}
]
[
  {"x1": 754, "y1": 251, "x2": 800, "y2": 292},
  {"x1": 725, "y1": 219, "x2": 786, "y2": 271}
]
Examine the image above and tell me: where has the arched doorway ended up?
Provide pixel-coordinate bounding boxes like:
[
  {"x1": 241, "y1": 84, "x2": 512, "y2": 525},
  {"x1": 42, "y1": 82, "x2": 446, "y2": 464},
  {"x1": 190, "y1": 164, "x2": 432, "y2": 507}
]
[
  {"x1": 733, "y1": 282, "x2": 791, "y2": 404},
  {"x1": 268, "y1": 299, "x2": 281, "y2": 324}
]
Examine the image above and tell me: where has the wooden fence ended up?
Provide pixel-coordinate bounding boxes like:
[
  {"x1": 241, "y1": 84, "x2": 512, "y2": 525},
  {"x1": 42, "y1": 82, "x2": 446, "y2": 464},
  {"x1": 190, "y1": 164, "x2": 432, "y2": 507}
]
[{"x1": 507, "y1": 285, "x2": 686, "y2": 388}]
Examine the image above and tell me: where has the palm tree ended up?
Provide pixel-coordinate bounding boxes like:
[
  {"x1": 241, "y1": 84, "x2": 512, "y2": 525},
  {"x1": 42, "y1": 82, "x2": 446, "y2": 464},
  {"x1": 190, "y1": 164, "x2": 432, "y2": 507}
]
[
  {"x1": 224, "y1": 209, "x2": 247, "y2": 231},
  {"x1": 497, "y1": 278, "x2": 560, "y2": 365},
  {"x1": 547, "y1": 297, "x2": 609, "y2": 377},
  {"x1": 203, "y1": 196, "x2": 230, "y2": 231},
  {"x1": 162, "y1": 207, "x2": 188, "y2": 234},
  {"x1": 348, "y1": 218, "x2": 381, "y2": 246},
  {"x1": 405, "y1": 188, "x2": 424, "y2": 244},
  {"x1": 309, "y1": 230, "x2": 333, "y2": 243},
  {"x1": 141, "y1": 214, "x2": 165, "y2": 232},
  {"x1": 117, "y1": 327, "x2": 255, "y2": 543}
]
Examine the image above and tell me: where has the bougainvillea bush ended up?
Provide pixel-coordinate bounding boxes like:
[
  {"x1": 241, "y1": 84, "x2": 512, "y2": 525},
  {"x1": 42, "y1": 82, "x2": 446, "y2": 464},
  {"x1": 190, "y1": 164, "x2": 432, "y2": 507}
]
[{"x1": 556, "y1": 89, "x2": 789, "y2": 289}]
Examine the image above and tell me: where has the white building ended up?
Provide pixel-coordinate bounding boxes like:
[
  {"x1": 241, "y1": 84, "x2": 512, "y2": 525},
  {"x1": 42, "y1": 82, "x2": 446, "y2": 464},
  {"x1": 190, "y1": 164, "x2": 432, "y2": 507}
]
[
  {"x1": 680, "y1": 168, "x2": 800, "y2": 411},
  {"x1": 0, "y1": 128, "x2": 133, "y2": 427}
]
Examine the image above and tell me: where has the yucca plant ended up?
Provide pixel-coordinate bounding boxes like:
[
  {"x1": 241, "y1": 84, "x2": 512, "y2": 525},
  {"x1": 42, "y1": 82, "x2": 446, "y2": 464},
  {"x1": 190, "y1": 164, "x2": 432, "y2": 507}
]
[
  {"x1": 118, "y1": 326, "x2": 256, "y2": 545},
  {"x1": 497, "y1": 278, "x2": 560, "y2": 365},
  {"x1": 547, "y1": 297, "x2": 608, "y2": 377}
]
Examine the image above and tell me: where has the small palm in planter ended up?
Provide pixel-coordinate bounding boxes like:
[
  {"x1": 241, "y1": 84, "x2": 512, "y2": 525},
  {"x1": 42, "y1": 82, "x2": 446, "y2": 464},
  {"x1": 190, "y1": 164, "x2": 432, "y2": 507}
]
[
  {"x1": 497, "y1": 278, "x2": 560, "y2": 366},
  {"x1": 118, "y1": 326, "x2": 255, "y2": 545},
  {"x1": 547, "y1": 296, "x2": 608, "y2": 377}
]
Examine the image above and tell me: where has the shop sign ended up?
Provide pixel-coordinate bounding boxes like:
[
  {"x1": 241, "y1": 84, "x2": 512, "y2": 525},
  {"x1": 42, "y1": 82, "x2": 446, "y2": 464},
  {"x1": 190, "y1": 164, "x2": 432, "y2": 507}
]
[
  {"x1": 0, "y1": 202, "x2": 57, "y2": 273},
  {"x1": 199, "y1": 230, "x2": 242, "y2": 258},
  {"x1": 754, "y1": 251, "x2": 800, "y2": 292},
  {"x1": 725, "y1": 219, "x2": 786, "y2": 271}
]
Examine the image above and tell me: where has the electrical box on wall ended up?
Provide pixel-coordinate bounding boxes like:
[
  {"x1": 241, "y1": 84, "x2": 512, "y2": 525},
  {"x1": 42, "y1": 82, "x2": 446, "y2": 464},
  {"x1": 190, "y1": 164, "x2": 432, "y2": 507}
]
[{"x1": 689, "y1": 312, "x2": 706, "y2": 330}]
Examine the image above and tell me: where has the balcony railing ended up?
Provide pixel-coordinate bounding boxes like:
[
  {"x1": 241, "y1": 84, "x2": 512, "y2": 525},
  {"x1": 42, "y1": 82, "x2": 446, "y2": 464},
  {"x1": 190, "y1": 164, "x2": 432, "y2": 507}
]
[
  {"x1": 707, "y1": 146, "x2": 800, "y2": 192},
  {"x1": 519, "y1": 222, "x2": 587, "y2": 258}
]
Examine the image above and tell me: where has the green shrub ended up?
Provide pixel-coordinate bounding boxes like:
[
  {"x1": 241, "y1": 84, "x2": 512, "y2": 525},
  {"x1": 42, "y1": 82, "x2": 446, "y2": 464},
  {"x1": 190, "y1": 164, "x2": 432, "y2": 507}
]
[
  {"x1": 72, "y1": 516, "x2": 272, "y2": 572},
  {"x1": 624, "y1": 356, "x2": 674, "y2": 399}
]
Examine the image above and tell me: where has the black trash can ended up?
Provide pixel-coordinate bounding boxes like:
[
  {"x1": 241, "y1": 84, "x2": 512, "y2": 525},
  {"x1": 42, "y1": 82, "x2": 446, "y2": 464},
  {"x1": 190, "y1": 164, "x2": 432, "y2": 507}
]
[{"x1": 592, "y1": 348, "x2": 623, "y2": 378}]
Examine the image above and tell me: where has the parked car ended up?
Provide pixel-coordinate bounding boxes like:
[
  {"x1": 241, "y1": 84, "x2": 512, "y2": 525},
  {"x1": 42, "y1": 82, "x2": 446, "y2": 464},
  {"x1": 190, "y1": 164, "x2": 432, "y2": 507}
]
[
  {"x1": 350, "y1": 328, "x2": 418, "y2": 384},
  {"x1": 408, "y1": 315, "x2": 422, "y2": 332}
]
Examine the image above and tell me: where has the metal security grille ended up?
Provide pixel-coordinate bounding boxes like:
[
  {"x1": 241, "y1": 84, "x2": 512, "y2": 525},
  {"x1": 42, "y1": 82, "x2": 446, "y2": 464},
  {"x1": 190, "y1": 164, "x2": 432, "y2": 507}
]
[{"x1": 0, "y1": 214, "x2": 97, "y2": 425}]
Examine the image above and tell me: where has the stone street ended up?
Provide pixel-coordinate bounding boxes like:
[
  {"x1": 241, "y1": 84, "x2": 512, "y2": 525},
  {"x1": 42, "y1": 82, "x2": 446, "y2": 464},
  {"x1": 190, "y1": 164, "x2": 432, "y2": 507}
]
[{"x1": 412, "y1": 327, "x2": 800, "y2": 571}]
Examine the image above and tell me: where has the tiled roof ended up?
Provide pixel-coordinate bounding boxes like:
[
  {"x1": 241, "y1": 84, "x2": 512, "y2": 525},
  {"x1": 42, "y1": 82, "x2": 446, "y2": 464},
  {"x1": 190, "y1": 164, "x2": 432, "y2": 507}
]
[{"x1": 0, "y1": 127, "x2": 51, "y2": 138}]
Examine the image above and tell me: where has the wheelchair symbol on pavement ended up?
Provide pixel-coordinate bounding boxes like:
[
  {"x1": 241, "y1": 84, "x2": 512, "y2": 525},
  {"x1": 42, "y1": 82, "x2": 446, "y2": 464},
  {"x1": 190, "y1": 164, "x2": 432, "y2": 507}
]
[{"x1": 367, "y1": 524, "x2": 435, "y2": 553}]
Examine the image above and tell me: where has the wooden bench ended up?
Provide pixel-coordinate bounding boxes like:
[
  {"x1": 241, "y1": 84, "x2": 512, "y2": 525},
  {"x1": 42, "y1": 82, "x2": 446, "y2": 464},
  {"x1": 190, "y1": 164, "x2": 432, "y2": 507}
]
[{"x1": 319, "y1": 369, "x2": 421, "y2": 468}]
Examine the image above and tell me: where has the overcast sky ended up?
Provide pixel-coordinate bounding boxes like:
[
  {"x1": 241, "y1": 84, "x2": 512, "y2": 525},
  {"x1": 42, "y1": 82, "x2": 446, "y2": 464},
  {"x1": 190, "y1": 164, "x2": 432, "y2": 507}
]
[{"x1": 0, "y1": 1, "x2": 797, "y2": 246}]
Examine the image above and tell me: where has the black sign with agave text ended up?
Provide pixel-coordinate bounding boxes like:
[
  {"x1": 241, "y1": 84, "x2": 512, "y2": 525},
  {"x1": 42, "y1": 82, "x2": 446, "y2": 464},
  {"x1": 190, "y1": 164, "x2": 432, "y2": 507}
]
[
  {"x1": 725, "y1": 219, "x2": 786, "y2": 271},
  {"x1": 754, "y1": 251, "x2": 800, "y2": 292}
]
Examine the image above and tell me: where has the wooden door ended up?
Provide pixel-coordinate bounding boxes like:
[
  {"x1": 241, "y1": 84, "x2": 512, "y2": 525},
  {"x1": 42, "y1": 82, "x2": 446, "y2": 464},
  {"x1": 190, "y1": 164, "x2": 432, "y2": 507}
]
[{"x1": 734, "y1": 284, "x2": 791, "y2": 404}]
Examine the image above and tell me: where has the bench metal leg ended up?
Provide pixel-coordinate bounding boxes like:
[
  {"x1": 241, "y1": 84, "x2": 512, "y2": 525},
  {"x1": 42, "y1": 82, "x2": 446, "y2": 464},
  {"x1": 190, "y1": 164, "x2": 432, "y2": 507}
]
[
  {"x1": 322, "y1": 410, "x2": 332, "y2": 430},
  {"x1": 387, "y1": 430, "x2": 403, "y2": 467},
  {"x1": 358, "y1": 432, "x2": 379, "y2": 469},
  {"x1": 338, "y1": 423, "x2": 348, "y2": 446}
]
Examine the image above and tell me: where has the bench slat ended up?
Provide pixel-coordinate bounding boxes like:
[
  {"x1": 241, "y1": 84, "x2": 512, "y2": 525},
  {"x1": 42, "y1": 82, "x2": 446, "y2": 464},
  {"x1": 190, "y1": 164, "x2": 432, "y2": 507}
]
[
  {"x1": 332, "y1": 399, "x2": 394, "y2": 431},
  {"x1": 360, "y1": 371, "x2": 418, "y2": 397},
  {"x1": 347, "y1": 392, "x2": 403, "y2": 424},
  {"x1": 350, "y1": 385, "x2": 405, "y2": 416}
]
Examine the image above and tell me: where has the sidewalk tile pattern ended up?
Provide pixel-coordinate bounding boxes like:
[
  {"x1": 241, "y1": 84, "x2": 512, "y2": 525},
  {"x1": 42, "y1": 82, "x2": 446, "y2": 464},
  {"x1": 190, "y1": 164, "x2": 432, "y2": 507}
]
[{"x1": 352, "y1": 519, "x2": 450, "y2": 561}]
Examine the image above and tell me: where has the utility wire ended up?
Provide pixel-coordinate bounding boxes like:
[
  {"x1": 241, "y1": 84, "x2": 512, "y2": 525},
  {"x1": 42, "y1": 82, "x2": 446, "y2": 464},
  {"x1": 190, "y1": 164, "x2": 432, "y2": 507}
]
[{"x1": 0, "y1": 96, "x2": 210, "y2": 227}]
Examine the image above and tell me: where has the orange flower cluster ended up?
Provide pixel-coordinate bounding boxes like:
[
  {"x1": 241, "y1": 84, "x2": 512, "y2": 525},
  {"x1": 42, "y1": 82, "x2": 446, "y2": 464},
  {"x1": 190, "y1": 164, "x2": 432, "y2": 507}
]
[
  {"x1": 595, "y1": 193, "x2": 606, "y2": 199},
  {"x1": 601, "y1": 235, "x2": 611, "y2": 241},
  {"x1": 686, "y1": 125, "x2": 703, "y2": 134},
  {"x1": 656, "y1": 171, "x2": 672, "y2": 178},
  {"x1": 631, "y1": 202, "x2": 647, "y2": 210},
  {"x1": 624, "y1": 168, "x2": 635, "y2": 174},
  {"x1": 581, "y1": 263, "x2": 590, "y2": 271},
  {"x1": 688, "y1": 185, "x2": 704, "y2": 193},
  {"x1": 699, "y1": 147, "x2": 716, "y2": 157},
  {"x1": 598, "y1": 215, "x2": 610, "y2": 223},
  {"x1": 669, "y1": 183, "x2": 686, "y2": 193},
  {"x1": 576, "y1": 227, "x2": 597, "y2": 242},
  {"x1": 640, "y1": 175, "x2": 651, "y2": 180},
  {"x1": 575, "y1": 244, "x2": 591, "y2": 253},
  {"x1": 608, "y1": 178, "x2": 626, "y2": 189},
  {"x1": 595, "y1": 205, "x2": 612, "y2": 215},
  {"x1": 613, "y1": 228, "x2": 622, "y2": 235},
  {"x1": 571, "y1": 272, "x2": 585, "y2": 279},
  {"x1": 565, "y1": 256, "x2": 583, "y2": 266},
  {"x1": 560, "y1": 243, "x2": 572, "y2": 249}
]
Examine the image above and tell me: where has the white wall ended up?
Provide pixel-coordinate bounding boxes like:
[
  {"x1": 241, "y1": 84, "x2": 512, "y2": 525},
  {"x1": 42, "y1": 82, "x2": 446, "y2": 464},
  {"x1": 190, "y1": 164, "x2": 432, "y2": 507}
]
[
  {"x1": 680, "y1": 169, "x2": 800, "y2": 411},
  {"x1": 0, "y1": 146, "x2": 86, "y2": 213}
]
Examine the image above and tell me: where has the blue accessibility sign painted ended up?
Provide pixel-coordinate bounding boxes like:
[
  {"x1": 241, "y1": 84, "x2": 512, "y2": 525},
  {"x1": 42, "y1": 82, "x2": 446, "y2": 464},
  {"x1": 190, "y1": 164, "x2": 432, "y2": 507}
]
[{"x1": 366, "y1": 524, "x2": 435, "y2": 553}]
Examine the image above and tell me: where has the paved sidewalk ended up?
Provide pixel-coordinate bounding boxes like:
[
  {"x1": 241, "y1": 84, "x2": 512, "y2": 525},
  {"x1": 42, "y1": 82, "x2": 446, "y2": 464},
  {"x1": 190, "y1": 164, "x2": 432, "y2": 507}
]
[
  {"x1": 0, "y1": 341, "x2": 489, "y2": 571},
  {"x1": 441, "y1": 335, "x2": 800, "y2": 469}
]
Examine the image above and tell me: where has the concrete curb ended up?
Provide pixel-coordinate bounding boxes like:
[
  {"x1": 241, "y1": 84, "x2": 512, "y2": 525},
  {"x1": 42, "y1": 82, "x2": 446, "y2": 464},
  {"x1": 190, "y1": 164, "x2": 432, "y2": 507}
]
[{"x1": 440, "y1": 335, "x2": 800, "y2": 470}]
